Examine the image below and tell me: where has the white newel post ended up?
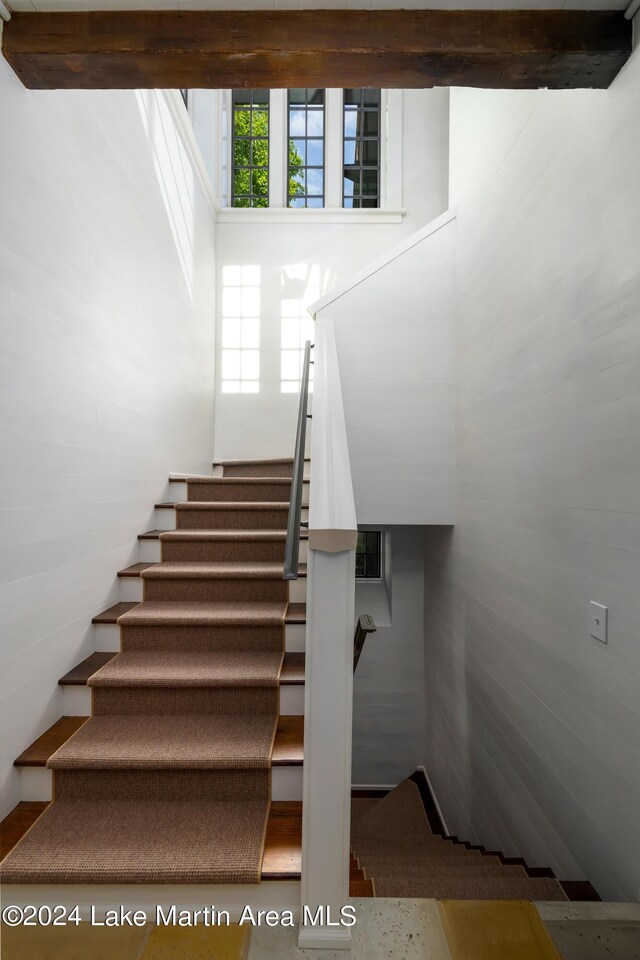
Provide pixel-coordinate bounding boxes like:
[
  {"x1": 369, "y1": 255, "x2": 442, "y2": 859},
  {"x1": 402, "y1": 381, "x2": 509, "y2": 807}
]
[{"x1": 298, "y1": 319, "x2": 358, "y2": 950}]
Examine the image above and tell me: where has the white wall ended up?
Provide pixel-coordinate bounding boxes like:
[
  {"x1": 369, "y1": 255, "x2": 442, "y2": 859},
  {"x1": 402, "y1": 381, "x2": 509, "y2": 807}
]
[
  {"x1": 213, "y1": 88, "x2": 450, "y2": 461},
  {"x1": 424, "y1": 41, "x2": 640, "y2": 899},
  {"x1": 315, "y1": 217, "x2": 456, "y2": 525},
  {"x1": 0, "y1": 64, "x2": 216, "y2": 816},
  {"x1": 353, "y1": 527, "x2": 427, "y2": 786}
]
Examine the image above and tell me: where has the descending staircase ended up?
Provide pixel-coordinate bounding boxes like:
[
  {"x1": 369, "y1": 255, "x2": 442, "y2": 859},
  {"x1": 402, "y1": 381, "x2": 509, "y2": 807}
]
[
  {"x1": 1, "y1": 458, "x2": 314, "y2": 887},
  {"x1": 351, "y1": 777, "x2": 569, "y2": 900}
]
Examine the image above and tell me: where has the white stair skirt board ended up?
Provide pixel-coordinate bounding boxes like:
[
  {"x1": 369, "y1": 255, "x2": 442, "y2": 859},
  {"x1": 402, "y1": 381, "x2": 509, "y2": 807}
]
[
  {"x1": 19, "y1": 768, "x2": 53, "y2": 803},
  {"x1": 21, "y1": 764, "x2": 303, "y2": 804},
  {"x1": 62, "y1": 683, "x2": 305, "y2": 717},
  {"x1": 119, "y1": 576, "x2": 307, "y2": 604},
  {"x1": 168, "y1": 479, "x2": 310, "y2": 507},
  {"x1": 298, "y1": 928, "x2": 353, "y2": 951},
  {"x1": 5, "y1": 882, "x2": 301, "y2": 917},
  {"x1": 94, "y1": 621, "x2": 306, "y2": 654},
  {"x1": 138, "y1": 538, "x2": 309, "y2": 564},
  {"x1": 155, "y1": 505, "x2": 309, "y2": 531},
  {"x1": 271, "y1": 766, "x2": 304, "y2": 802},
  {"x1": 167, "y1": 481, "x2": 188, "y2": 502}
]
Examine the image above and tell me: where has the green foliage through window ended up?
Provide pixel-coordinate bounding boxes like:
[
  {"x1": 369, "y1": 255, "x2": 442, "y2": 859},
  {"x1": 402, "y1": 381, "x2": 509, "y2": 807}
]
[{"x1": 232, "y1": 90, "x2": 269, "y2": 207}]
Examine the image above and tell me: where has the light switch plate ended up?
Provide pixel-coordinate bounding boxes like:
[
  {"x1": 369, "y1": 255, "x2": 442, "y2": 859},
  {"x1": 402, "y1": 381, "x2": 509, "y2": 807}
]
[{"x1": 589, "y1": 601, "x2": 608, "y2": 644}]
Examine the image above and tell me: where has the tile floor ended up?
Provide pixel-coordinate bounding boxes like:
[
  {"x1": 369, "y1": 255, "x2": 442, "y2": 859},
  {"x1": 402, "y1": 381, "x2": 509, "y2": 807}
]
[{"x1": 2, "y1": 899, "x2": 640, "y2": 959}]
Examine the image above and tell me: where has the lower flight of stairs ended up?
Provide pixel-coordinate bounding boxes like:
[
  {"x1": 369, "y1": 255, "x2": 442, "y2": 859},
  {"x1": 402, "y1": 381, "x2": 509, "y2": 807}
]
[
  {"x1": 351, "y1": 775, "x2": 594, "y2": 901},
  {"x1": 0, "y1": 457, "x2": 320, "y2": 888}
]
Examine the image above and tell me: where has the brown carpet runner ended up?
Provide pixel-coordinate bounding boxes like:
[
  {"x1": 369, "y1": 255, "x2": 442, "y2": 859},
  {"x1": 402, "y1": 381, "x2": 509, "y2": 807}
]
[
  {"x1": 0, "y1": 800, "x2": 268, "y2": 884},
  {"x1": 0, "y1": 467, "x2": 292, "y2": 886},
  {"x1": 351, "y1": 779, "x2": 568, "y2": 900},
  {"x1": 175, "y1": 502, "x2": 290, "y2": 530}
]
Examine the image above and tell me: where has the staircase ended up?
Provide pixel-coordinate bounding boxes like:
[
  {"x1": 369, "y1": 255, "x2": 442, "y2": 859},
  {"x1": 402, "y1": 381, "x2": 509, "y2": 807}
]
[
  {"x1": 1, "y1": 458, "x2": 311, "y2": 887},
  {"x1": 351, "y1": 777, "x2": 570, "y2": 900}
]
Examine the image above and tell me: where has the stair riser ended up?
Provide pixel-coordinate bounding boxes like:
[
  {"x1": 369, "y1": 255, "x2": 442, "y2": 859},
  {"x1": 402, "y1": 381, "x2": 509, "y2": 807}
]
[
  {"x1": 222, "y1": 466, "x2": 294, "y2": 478},
  {"x1": 155, "y1": 540, "x2": 308, "y2": 563},
  {"x1": 62, "y1": 684, "x2": 305, "y2": 716},
  {"x1": 217, "y1": 463, "x2": 310, "y2": 479},
  {"x1": 155, "y1": 506, "x2": 308, "y2": 531},
  {"x1": 19, "y1": 765, "x2": 303, "y2": 803},
  {"x1": 143, "y1": 580, "x2": 290, "y2": 604},
  {"x1": 120, "y1": 577, "x2": 307, "y2": 603},
  {"x1": 184, "y1": 483, "x2": 308, "y2": 505},
  {"x1": 94, "y1": 621, "x2": 306, "y2": 653}
]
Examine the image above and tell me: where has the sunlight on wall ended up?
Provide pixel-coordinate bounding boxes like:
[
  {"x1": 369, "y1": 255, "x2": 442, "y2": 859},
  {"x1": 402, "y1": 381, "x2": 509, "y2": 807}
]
[
  {"x1": 221, "y1": 265, "x2": 261, "y2": 393},
  {"x1": 135, "y1": 91, "x2": 196, "y2": 299},
  {"x1": 280, "y1": 263, "x2": 318, "y2": 392}
]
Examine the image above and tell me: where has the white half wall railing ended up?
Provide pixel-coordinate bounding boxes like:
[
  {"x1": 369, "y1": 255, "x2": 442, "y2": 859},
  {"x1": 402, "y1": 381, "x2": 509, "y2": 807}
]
[{"x1": 299, "y1": 318, "x2": 358, "y2": 950}]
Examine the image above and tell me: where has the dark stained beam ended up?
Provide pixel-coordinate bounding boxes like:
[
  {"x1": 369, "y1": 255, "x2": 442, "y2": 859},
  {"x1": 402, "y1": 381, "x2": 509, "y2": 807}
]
[{"x1": 2, "y1": 10, "x2": 632, "y2": 91}]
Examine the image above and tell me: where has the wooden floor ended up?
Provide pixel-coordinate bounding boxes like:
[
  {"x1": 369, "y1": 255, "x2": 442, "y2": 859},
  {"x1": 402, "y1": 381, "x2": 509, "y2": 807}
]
[
  {"x1": 1, "y1": 799, "x2": 373, "y2": 893},
  {"x1": 58, "y1": 651, "x2": 305, "y2": 686},
  {"x1": 1, "y1": 802, "x2": 50, "y2": 861},
  {"x1": 91, "y1": 600, "x2": 308, "y2": 625},
  {"x1": 14, "y1": 715, "x2": 304, "y2": 769}
]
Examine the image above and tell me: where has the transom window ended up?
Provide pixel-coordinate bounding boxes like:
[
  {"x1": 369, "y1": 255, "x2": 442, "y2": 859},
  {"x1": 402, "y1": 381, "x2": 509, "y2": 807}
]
[
  {"x1": 343, "y1": 88, "x2": 381, "y2": 208},
  {"x1": 288, "y1": 89, "x2": 325, "y2": 208},
  {"x1": 232, "y1": 89, "x2": 269, "y2": 208},
  {"x1": 356, "y1": 531, "x2": 382, "y2": 579},
  {"x1": 225, "y1": 87, "x2": 387, "y2": 211}
]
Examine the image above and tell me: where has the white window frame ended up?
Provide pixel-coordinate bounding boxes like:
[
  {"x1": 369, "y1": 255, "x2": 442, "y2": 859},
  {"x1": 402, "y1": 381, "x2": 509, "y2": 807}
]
[{"x1": 218, "y1": 88, "x2": 404, "y2": 223}]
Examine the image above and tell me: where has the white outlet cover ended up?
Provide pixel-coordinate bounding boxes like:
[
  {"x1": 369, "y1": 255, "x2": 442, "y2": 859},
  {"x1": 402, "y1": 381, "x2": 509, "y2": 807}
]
[{"x1": 589, "y1": 601, "x2": 608, "y2": 644}]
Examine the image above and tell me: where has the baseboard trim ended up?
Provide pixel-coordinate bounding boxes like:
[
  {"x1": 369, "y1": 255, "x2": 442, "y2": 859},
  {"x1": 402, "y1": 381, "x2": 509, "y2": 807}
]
[
  {"x1": 413, "y1": 765, "x2": 450, "y2": 836},
  {"x1": 351, "y1": 783, "x2": 394, "y2": 795},
  {"x1": 297, "y1": 927, "x2": 352, "y2": 950}
]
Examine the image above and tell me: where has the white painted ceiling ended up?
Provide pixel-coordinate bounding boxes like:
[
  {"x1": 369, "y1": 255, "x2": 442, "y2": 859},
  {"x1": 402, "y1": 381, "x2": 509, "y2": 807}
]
[{"x1": 5, "y1": 1, "x2": 631, "y2": 14}]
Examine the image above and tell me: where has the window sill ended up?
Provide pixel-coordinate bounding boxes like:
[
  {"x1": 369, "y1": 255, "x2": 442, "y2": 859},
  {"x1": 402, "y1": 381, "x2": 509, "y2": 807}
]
[{"x1": 216, "y1": 207, "x2": 406, "y2": 225}]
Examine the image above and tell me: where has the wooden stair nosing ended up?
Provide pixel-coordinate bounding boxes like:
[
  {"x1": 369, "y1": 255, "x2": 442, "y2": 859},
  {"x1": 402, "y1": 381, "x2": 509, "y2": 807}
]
[
  {"x1": 175, "y1": 476, "x2": 309, "y2": 485},
  {"x1": 14, "y1": 715, "x2": 304, "y2": 769},
  {"x1": 92, "y1": 600, "x2": 307, "y2": 626},
  {"x1": 58, "y1": 652, "x2": 304, "y2": 687},
  {"x1": 1, "y1": 800, "x2": 302, "y2": 881},
  {"x1": 138, "y1": 529, "x2": 309, "y2": 541},
  {"x1": 117, "y1": 561, "x2": 308, "y2": 578},
  {"x1": 1, "y1": 802, "x2": 50, "y2": 862},
  {"x1": 212, "y1": 458, "x2": 310, "y2": 467},
  {"x1": 155, "y1": 501, "x2": 295, "y2": 509}
]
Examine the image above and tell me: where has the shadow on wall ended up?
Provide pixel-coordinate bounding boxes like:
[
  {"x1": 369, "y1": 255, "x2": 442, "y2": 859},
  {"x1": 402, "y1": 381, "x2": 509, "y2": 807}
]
[{"x1": 135, "y1": 91, "x2": 196, "y2": 300}]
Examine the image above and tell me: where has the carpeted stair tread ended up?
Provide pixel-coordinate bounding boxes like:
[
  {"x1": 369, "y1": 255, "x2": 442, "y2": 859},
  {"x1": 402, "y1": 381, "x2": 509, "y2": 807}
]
[
  {"x1": 161, "y1": 530, "x2": 290, "y2": 542},
  {"x1": 351, "y1": 779, "x2": 432, "y2": 841},
  {"x1": 117, "y1": 600, "x2": 288, "y2": 626},
  {"x1": 176, "y1": 501, "x2": 290, "y2": 511},
  {"x1": 0, "y1": 799, "x2": 268, "y2": 884},
  {"x1": 190, "y1": 477, "x2": 292, "y2": 484},
  {"x1": 141, "y1": 561, "x2": 290, "y2": 580},
  {"x1": 371, "y1": 874, "x2": 568, "y2": 900},
  {"x1": 214, "y1": 458, "x2": 296, "y2": 466},
  {"x1": 351, "y1": 778, "x2": 568, "y2": 901},
  {"x1": 88, "y1": 651, "x2": 284, "y2": 687},
  {"x1": 48, "y1": 715, "x2": 277, "y2": 769}
]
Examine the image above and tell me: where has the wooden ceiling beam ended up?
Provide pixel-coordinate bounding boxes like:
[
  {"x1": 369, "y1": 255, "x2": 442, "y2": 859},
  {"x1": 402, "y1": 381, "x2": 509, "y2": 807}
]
[{"x1": 2, "y1": 9, "x2": 632, "y2": 91}]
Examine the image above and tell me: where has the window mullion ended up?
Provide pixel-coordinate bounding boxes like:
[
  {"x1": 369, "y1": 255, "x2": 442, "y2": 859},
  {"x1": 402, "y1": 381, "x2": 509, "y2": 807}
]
[
  {"x1": 269, "y1": 89, "x2": 287, "y2": 208},
  {"x1": 384, "y1": 89, "x2": 402, "y2": 210},
  {"x1": 324, "y1": 88, "x2": 343, "y2": 208}
]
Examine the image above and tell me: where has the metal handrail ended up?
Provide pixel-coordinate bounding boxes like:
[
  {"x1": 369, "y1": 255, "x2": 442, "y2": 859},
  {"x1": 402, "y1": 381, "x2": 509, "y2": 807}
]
[{"x1": 283, "y1": 339, "x2": 312, "y2": 580}]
